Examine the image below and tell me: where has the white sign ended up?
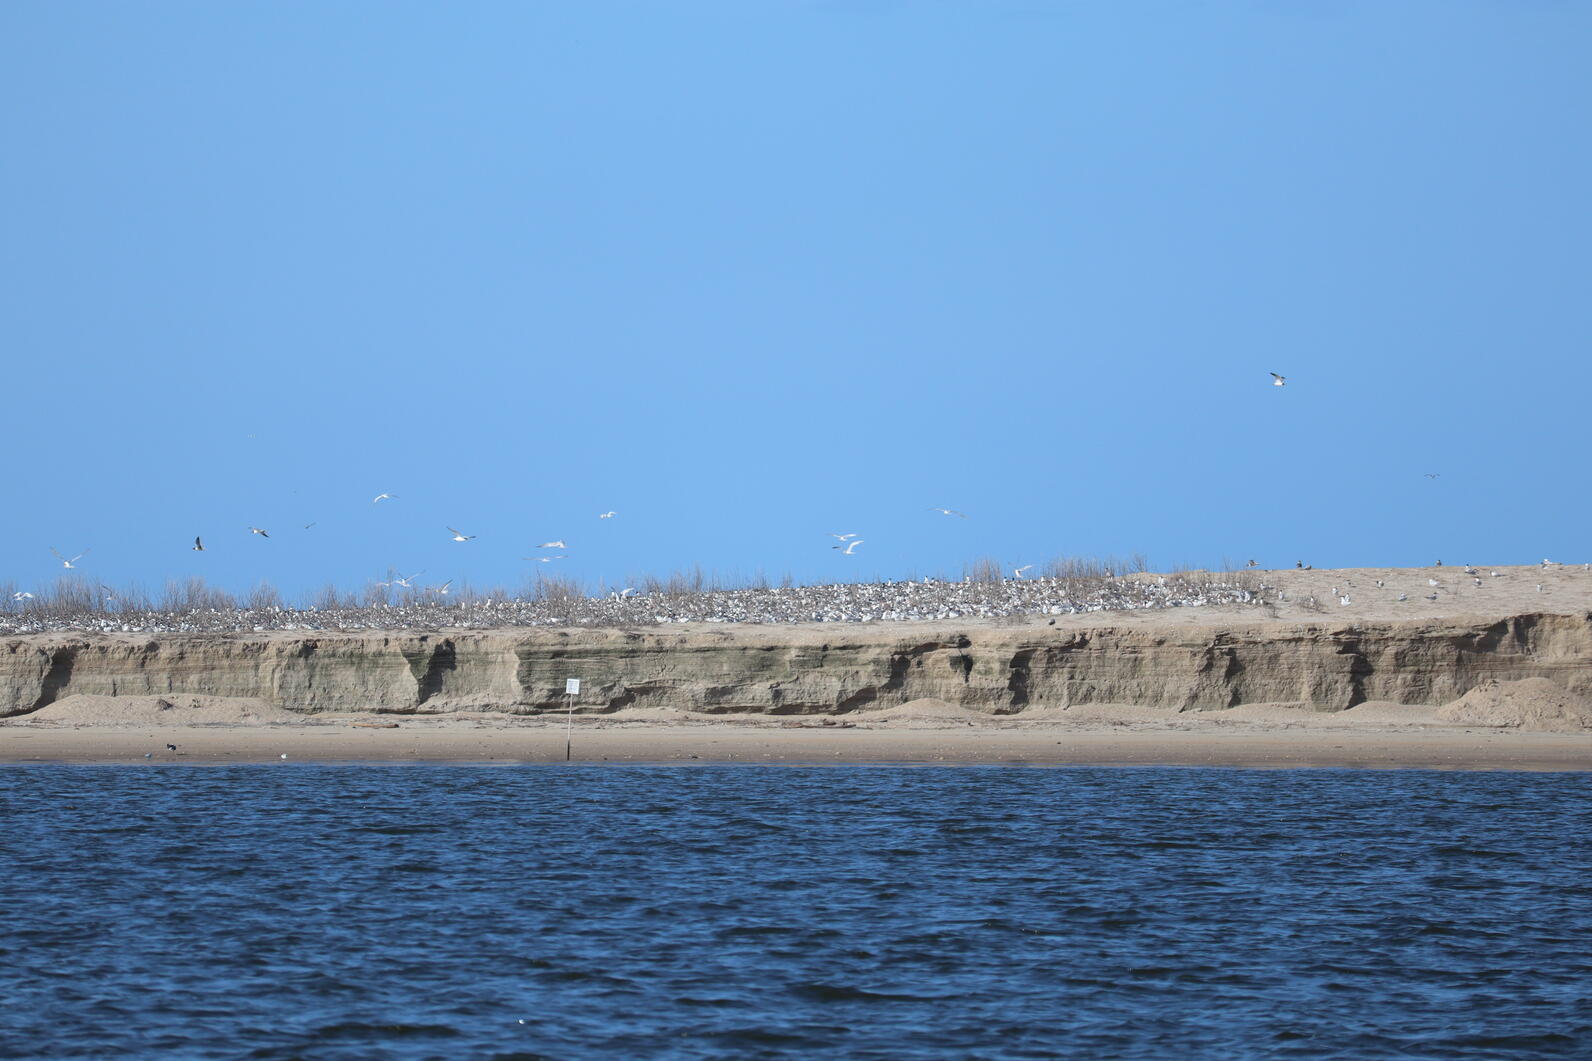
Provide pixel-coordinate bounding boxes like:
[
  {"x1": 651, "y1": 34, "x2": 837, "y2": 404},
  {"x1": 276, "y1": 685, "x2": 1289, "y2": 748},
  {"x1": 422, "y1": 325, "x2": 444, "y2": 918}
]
[{"x1": 565, "y1": 678, "x2": 581, "y2": 695}]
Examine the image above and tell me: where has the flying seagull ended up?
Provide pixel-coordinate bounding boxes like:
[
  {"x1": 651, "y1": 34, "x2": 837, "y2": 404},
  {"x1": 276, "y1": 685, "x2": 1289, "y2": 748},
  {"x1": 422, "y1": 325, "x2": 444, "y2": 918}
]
[
  {"x1": 447, "y1": 527, "x2": 475, "y2": 542},
  {"x1": 50, "y1": 548, "x2": 88, "y2": 569},
  {"x1": 192, "y1": 537, "x2": 205, "y2": 552},
  {"x1": 598, "y1": 511, "x2": 617, "y2": 519},
  {"x1": 1424, "y1": 473, "x2": 1440, "y2": 479},
  {"x1": 535, "y1": 555, "x2": 566, "y2": 563},
  {"x1": 12, "y1": 591, "x2": 33, "y2": 601},
  {"x1": 928, "y1": 507, "x2": 967, "y2": 518},
  {"x1": 833, "y1": 539, "x2": 864, "y2": 555},
  {"x1": 372, "y1": 493, "x2": 397, "y2": 503},
  {"x1": 1270, "y1": 373, "x2": 1286, "y2": 387},
  {"x1": 829, "y1": 533, "x2": 858, "y2": 541},
  {"x1": 1013, "y1": 565, "x2": 1033, "y2": 579},
  {"x1": 391, "y1": 571, "x2": 423, "y2": 588},
  {"x1": 430, "y1": 580, "x2": 453, "y2": 596},
  {"x1": 248, "y1": 527, "x2": 269, "y2": 538},
  {"x1": 536, "y1": 540, "x2": 566, "y2": 549}
]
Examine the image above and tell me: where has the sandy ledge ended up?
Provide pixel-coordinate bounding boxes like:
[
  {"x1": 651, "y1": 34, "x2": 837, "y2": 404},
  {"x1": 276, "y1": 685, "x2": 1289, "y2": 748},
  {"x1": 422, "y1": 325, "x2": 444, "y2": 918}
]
[{"x1": 4, "y1": 566, "x2": 1589, "y2": 768}]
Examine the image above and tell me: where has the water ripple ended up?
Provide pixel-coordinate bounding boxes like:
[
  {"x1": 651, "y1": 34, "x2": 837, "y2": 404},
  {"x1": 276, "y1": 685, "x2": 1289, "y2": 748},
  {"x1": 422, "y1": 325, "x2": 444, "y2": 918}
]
[{"x1": 1, "y1": 765, "x2": 1589, "y2": 1058}]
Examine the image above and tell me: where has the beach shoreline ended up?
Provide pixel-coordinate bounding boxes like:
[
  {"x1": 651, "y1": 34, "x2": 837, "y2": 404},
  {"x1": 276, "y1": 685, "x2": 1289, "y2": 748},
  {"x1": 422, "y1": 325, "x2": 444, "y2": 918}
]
[{"x1": 5, "y1": 715, "x2": 1589, "y2": 770}]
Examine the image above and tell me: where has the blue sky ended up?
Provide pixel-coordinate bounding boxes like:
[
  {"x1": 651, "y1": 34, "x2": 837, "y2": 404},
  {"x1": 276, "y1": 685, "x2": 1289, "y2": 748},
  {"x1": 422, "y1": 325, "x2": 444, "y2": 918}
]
[{"x1": 2, "y1": 1, "x2": 1587, "y2": 599}]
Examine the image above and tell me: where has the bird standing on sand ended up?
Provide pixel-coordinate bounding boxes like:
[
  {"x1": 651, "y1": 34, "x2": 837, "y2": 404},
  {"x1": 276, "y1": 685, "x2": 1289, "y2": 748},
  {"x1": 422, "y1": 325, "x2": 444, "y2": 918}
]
[
  {"x1": 50, "y1": 548, "x2": 88, "y2": 569},
  {"x1": 192, "y1": 536, "x2": 205, "y2": 551},
  {"x1": 834, "y1": 539, "x2": 864, "y2": 555},
  {"x1": 447, "y1": 527, "x2": 475, "y2": 542},
  {"x1": 1270, "y1": 373, "x2": 1286, "y2": 387},
  {"x1": 248, "y1": 527, "x2": 269, "y2": 538},
  {"x1": 1398, "y1": 592, "x2": 1408, "y2": 601}
]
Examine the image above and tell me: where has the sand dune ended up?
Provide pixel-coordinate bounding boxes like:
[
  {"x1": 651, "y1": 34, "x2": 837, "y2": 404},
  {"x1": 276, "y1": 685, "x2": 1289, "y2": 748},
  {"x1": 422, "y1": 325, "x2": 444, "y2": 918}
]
[
  {"x1": 1436, "y1": 678, "x2": 1592, "y2": 732},
  {"x1": 27, "y1": 694, "x2": 303, "y2": 726}
]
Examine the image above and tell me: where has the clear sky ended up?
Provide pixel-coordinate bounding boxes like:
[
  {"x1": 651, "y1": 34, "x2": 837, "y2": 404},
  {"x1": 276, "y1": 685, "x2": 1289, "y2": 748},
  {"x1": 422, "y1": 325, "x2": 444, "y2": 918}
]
[{"x1": 2, "y1": 1, "x2": 1587, "y2": 599}]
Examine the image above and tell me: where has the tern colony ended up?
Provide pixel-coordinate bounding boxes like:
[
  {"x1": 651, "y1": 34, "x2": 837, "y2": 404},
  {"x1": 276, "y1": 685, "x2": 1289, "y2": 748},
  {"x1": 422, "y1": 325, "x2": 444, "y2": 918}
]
[{"x1": 12, "y1": 375, "x2": 1579, "y2": 629}]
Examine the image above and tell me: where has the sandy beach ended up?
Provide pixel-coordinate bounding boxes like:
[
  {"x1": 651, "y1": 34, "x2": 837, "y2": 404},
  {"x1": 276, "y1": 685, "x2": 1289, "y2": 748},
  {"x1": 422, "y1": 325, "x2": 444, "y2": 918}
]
[{"x1": 5, "y1": 704, "x2": 1589, "y2": 770}]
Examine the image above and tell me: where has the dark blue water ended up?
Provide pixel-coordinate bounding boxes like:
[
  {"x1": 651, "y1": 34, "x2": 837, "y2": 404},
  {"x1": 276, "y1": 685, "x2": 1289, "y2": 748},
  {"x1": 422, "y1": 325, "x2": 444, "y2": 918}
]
[{"x1": 2, "y1": 766, "x2": 1589, "y2": 1059}]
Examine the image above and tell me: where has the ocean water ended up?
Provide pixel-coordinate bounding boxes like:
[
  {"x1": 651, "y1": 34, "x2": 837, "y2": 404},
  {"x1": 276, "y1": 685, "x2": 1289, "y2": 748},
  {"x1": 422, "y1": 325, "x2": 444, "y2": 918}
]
[{"x1": 1, "y1": 766, "x2": 1589, "y2": 1059}]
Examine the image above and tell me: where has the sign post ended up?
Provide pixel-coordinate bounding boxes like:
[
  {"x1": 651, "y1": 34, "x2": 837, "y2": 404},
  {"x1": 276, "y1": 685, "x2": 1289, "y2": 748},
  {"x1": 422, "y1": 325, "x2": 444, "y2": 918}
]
[{"x1": 564, "y1": 678, "x2": 581, "y2": 762}]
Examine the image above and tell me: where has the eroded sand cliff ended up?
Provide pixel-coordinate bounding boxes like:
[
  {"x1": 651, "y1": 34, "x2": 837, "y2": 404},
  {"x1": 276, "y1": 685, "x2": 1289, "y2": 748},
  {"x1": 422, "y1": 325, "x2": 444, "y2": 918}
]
[{"x1": 4, "y1": 611, "x2": 1589, "y2": 718}]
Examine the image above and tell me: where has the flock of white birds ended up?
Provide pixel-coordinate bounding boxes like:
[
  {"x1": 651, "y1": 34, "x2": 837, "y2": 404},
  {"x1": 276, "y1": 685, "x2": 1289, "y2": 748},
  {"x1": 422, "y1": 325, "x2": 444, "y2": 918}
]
[
  {"x1": 24, "y1": 482, "x2": 992, "y2": 607},
  {"x1": 14, "y1": 373, "x2": 1562, "y2": 631}
]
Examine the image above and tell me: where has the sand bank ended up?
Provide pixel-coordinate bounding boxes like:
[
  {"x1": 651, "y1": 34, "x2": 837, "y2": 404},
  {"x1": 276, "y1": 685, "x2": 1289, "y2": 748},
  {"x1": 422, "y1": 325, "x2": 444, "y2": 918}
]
[{"x1": 4, "y1": 704, "x2": 1588, "y2": 770}]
